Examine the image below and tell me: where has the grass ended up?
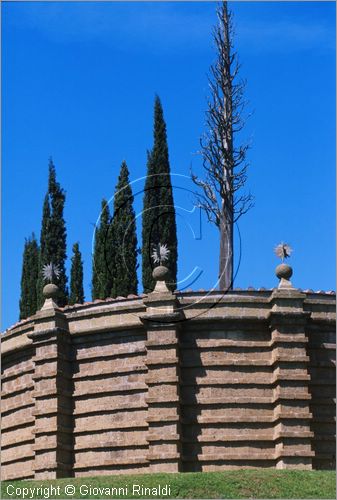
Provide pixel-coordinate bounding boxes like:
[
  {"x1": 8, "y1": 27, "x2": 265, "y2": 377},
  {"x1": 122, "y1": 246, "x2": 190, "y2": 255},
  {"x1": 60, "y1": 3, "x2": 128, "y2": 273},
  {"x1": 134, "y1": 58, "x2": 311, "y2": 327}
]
[{"x1": 1, "y1": 470, "x2": 335, "y2": 499}]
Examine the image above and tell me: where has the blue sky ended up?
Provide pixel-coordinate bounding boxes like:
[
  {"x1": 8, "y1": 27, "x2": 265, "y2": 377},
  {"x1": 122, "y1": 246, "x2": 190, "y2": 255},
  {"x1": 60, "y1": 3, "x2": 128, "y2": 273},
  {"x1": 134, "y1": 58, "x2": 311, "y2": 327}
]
[{"x1": 2, "y1": 1, "x2": 335, "y2": 330}]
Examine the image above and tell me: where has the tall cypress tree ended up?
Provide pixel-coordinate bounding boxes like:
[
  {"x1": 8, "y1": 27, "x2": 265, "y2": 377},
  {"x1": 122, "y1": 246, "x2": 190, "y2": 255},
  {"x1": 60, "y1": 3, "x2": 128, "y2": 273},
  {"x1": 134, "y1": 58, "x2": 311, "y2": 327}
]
[
  {"x1": 69, "y1": 242, "x2": 84, "y2": 305},
  {"x1": 111, "y1": 161, "x2": 138, "y2": 298},
  {"x1": 142, "y1": 96, "x2": 177, "y2": 292},
  {"x1": 92, "y1": 199, "x2": 113, "y2": 299},
  {"x1": 19, "y1": 234, "x2": 39, "y2": 320},
  {"x1": 36, "y1": 193, "x2": 51, "y2": 309},
  {"x1": 36, "y1": 159, "x2": 68, "y2": 308},
  {"x1": 48, "y1": 160, "x2": 68, "y2": 305}
]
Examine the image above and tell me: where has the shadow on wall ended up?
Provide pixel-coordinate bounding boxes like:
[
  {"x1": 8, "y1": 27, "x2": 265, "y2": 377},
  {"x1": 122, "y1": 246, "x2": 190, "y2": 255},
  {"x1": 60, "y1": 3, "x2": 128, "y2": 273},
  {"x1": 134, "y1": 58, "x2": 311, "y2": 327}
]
[
  {"x1": 307, "y1": 326, "x2": 336, "y2": 470},
  {"x1": 179, "y1": 324, "x2": 275, "y2": 471}
]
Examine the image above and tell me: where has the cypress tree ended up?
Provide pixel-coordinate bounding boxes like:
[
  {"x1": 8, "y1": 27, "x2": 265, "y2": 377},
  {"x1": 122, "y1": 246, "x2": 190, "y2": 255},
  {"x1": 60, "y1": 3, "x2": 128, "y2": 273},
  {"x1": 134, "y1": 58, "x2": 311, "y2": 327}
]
[
  {"x1": 111, "y1": 161, "x2": 138, "y2": 298},
  {"x1": 19, "y1": 234, "x2": 39, "y2": 320},
  {"x1": 48, "y1": 160, "x2": 68, "y2": 305},
  {"x1": 69, "y1": 242, "x2": 84, "y2": 305},
  {"x1": 36, "y1": 193, "x2": 51, "y2": 309},
  {"x1": 36, "y1": 159, "x2": 68, "y2": 308},
  {"x1": 92, "y1": 199, "x2": 113, "y2": 299},
  {"x1": 142, "y1": 96, "x2": 178, "y2": 292}
]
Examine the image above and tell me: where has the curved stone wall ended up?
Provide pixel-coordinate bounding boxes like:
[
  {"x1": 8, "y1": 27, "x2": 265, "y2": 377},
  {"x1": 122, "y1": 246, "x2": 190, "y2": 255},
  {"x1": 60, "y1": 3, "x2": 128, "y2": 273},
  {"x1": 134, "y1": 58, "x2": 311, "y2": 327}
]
[{"x1": 1, "y1": 288, "x2": 335, "y2": 480}]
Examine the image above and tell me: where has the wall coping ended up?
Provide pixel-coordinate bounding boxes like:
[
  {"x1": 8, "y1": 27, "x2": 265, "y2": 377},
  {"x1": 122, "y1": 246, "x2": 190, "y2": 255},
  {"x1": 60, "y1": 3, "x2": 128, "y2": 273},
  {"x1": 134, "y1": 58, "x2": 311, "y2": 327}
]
[{"x1": 2, "y1": 289, "x2": 335, "y2": 351}]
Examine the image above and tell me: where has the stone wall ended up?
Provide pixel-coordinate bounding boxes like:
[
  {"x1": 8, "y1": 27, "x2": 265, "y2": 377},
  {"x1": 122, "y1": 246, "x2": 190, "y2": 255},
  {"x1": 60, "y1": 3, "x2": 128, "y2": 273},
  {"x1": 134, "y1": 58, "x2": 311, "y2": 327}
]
[{"x1": 1, "y1": 286, "x2": 335, "y2": 480}]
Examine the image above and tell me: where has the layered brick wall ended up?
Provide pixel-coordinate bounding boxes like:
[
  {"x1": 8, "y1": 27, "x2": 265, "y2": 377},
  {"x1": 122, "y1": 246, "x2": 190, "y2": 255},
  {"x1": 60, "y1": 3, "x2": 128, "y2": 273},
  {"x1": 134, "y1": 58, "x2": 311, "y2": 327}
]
[
  {"x1": 2, "y1": 321, "x2": 35, "y2": 480},
  {"x1": 1, "y1": 286, "x2": 335, "y2": 480},
  {"x1": 305, "y1": 294, "x2": 336, "y2": 469}
]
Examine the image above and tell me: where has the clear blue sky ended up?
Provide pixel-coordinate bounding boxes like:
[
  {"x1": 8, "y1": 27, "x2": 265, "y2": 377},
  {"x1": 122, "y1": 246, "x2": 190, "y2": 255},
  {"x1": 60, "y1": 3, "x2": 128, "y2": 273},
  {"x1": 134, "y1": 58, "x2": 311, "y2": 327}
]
[{"x1": 2, "y1": 1, "x2": 335, "y2": 330}]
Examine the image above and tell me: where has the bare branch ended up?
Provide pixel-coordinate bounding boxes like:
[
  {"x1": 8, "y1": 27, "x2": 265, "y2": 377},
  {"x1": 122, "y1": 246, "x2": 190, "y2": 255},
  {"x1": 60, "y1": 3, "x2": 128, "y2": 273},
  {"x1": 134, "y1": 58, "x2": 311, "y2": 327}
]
[
  {"x1": 192, "y1": 0, "x2": 253, "y2": 224},
  {"x1": 191, "y1": 1, "x2": 254, "y2": 289}
]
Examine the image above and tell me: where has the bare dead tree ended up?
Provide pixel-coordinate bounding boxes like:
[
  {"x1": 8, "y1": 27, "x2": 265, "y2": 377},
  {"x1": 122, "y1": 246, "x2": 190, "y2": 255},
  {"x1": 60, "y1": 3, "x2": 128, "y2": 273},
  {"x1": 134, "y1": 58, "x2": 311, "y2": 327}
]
[{"x1": 192, "y1": 1, "x2": 253, "y2": 290}]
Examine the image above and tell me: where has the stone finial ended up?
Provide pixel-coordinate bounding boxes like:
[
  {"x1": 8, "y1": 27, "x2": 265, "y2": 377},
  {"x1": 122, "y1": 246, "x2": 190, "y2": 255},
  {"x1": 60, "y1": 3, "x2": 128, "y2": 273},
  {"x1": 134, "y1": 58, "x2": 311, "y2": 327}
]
[
  {"x1": 274, "y1": 243, "x2": 293, "y2": 289},
  {"x1": 41, "y1": 262, "x2": 61, "y2": 310},
  {"x1": 152, "y1": 265, "x2": 170, "y2": 293},
  {"x1": 275, "y1": 263, "x2": 293, "y2": 289},
  {"x1": 41, "y1": 283, "x2": 59, "y2": 310},
  {"x1": 151, "y1": 243, "x2": 171, "y2": 293}
]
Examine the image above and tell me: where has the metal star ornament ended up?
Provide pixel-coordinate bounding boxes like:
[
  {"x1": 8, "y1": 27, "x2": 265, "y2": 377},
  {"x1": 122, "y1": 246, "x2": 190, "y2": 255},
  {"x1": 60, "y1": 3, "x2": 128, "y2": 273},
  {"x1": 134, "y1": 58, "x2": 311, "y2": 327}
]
[
  {"x1": 42, "y1": 262, "x2": 60, "y2": 283},
  {"x1": 151, "y1": 243, "x2": 170, "y2": 266},
  {"x1": 274, "y1": 243, "x2": 293, "y2": 262}
]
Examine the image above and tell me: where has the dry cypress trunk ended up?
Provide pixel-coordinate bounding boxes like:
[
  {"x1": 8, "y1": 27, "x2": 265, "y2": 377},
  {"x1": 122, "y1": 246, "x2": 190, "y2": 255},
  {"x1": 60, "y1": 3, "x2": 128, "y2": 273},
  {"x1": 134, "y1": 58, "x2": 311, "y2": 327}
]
[
  {"x1": 219, "y1": 207, "x2": 233, "y2": 290},
  {"x1": 191, "y1": 1, "x2": 253, "y2": 292}
]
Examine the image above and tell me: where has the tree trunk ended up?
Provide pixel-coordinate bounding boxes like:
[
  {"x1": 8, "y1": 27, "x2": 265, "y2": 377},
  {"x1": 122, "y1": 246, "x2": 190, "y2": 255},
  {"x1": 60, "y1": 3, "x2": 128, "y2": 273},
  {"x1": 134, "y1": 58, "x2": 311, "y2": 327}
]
[{"x1": 218, "y1": 212, "x2": 233, "y2": 291}]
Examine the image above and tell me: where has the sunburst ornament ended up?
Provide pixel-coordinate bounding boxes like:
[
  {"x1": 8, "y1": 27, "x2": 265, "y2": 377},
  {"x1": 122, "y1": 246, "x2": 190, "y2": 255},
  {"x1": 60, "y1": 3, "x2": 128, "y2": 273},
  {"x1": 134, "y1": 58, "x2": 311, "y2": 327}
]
[
  {"x1": 274, "y1": 243, "x2": 293, "y2": 262},
  {"x1": 151, "y1": 243, "x2": 170, "y2": 266},
  {"x1": 42, "y1": 262, "x2": 60, "y2": 283}
]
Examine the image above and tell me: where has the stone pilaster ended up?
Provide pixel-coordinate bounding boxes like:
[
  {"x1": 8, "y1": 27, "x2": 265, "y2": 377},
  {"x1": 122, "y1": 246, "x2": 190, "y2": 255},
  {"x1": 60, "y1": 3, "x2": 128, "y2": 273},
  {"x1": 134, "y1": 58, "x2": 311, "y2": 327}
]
[
  {"x1": 28, "y1": 293, "x2": 73, "y2": 479},
  {"x1": 269, "y1": 287, "x2": 314, "y2": 469},
  {"x1": 141, "y1": 280, "x2": 183, "y2": 472}
]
